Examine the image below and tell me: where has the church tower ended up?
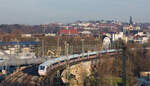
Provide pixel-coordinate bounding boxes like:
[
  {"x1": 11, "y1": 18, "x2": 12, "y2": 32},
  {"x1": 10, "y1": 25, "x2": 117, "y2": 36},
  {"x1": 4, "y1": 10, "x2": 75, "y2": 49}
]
[{"x1": 129, "y1": 16, "x2": 133, "y2": 25}]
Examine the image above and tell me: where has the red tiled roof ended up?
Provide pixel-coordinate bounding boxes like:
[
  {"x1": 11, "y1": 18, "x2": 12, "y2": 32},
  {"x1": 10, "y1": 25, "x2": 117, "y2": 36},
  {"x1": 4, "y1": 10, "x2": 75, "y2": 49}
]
[{"x1": 58, "y1": 29, "x2": 78, "y2": 35}]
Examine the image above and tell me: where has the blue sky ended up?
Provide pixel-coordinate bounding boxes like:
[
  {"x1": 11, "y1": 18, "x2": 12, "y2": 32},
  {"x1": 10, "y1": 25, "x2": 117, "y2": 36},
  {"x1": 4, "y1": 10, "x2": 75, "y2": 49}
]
[{"x1": 0, "y1": 0, "x2": 149, "y2": 24}]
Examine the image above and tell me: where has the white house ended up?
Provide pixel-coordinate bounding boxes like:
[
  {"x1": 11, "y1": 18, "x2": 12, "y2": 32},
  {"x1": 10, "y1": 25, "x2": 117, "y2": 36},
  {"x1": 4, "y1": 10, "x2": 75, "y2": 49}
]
[{"x1": 21, "y1": 34, "x2": 32, "y2": 38}]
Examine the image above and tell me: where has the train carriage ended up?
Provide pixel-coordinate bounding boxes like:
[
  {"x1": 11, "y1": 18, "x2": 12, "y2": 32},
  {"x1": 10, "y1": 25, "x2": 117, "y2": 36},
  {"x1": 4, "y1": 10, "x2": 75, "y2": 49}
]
[{"x1": 38, "y1": 49, "x2": 119, "y2": 76}]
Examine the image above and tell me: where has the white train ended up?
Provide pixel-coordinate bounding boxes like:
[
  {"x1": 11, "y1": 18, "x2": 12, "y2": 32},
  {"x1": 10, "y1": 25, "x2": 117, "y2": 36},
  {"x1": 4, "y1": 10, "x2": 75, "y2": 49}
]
[{"x1": 38, "y1": 49, "x2": 118, "y2": 76}]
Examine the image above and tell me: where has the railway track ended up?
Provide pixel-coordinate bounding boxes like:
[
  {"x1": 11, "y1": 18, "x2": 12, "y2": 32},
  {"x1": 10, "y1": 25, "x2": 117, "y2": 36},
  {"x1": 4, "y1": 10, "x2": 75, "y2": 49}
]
[
  {"x1": 0, "y1": 65, "x2": 51, "y2": 86},
  {"x1": 1, "y1": 67, "x2": 27, "y2": 86},
  {"x1": 0, "y1": 51, "x2": 121, "y2": 86}
]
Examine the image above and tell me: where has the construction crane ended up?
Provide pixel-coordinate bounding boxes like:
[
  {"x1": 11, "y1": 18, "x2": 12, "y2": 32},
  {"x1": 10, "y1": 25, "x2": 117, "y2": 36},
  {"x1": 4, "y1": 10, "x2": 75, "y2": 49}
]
[{"x1": 46, "y1": 49, "x2": 59, "y2": 58}]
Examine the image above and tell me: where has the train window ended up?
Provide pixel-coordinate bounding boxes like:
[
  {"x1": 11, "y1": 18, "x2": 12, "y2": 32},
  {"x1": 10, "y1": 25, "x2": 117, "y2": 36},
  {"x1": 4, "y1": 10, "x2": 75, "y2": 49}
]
[{"x1": 40, "y1": 66, "x2": 45, "y2": 70}]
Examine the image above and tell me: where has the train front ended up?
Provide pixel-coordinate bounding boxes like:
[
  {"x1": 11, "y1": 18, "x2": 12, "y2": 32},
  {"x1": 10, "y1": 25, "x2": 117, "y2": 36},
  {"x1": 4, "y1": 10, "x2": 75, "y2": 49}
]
[{"x1": 38, "y1": 65, "x2": 47, "y2": 76}]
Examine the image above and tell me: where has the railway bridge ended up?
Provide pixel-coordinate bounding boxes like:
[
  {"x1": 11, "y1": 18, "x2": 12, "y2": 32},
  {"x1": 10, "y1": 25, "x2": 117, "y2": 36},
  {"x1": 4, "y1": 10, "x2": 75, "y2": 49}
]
[
  {"x1": 40, "y1": 50, "x2": 121, "y2": 76},
  {"x1": 39, "y1": 47, "x2": 150, "y2": 76},
  {"x1": 1, "y1": 46, "x2": 150, "y2": 86},
  {"x1": 0, "y1": 49, "x2": 121, "y2": 86}
]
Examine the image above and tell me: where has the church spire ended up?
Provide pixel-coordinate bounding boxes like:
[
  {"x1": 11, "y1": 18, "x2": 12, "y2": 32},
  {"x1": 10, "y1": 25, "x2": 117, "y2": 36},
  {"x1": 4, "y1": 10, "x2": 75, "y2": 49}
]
[{"x1": 129, "y1": 16, "x2": 133, "y2": 25}]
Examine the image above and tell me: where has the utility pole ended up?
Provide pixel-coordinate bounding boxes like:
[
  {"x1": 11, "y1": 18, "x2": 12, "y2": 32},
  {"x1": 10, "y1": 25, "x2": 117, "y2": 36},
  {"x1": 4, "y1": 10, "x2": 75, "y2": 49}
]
[
  {"x1": 122, "y1": 42, "x2": 126, "y2": 86},
  {"x1": 35, "y1": 38, "x2": 40, "y2": 57},
  {"x1": 42, "y1": 24, "x2": 46, "y2": 58},
  {"x1": 16, "y1": 40, "x2": 20, "y2": 69},
  {"x1": 42, "y1": 39, "x2": 45, "y2": 58},
  {"x1": 81, "y1": 39, "x2": 85, "y2": 59},
  {"x1": 56, "y1": 70, "x2": 61, "y2": 86},
  {"x1": 81, "y1": 39, "x2": 85, "y2": 85},
  {"x1": 56, "y1": 37, "x2": 61, "y2": 86},
  {"x1": 70, "y1": 46, "x2": 73, "y2": 55},
  {"x1": 65, "y1": 41, "x2": 70, "y2": 86},
  {"x1": 17, "y1": 40, "x2": 19, "y2": 57},
  {"x1": 57, "y1": 37, "x2": 60, "y2": 57},
  {"x1": 42, "y1": 24, "x2": 47, "y2": 34}
]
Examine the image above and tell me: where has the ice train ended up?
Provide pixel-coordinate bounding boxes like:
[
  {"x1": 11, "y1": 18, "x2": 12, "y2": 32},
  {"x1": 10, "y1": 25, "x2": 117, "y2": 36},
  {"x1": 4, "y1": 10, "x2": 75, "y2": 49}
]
[{"x1": 38, "y1": 49, "x2": 119, "y2": 76}]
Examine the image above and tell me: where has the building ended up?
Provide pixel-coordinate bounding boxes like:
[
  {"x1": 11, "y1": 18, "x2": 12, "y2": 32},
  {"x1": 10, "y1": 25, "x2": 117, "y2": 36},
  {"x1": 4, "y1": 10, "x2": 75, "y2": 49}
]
[
  {"x1": 123, "y1": 17, "x2": 141, "y2": 34},
  {"x1": 112, "y1": 32, "x2": 124, "y2": 41},
  {"x1": 123, "y1": 25, "x2": 141, "y2": 33},
  {"x1": 58, "y1": 29, "x2": 78, "y2": 36},
  {"x1": 133, "y1": 35, "x2": 148, "y2": 44},
  {"x1": 103, "y1": 37, "x2": 111, "y2": 49},
  {"x1": 21, "y1": 34, "x2": 32, "y2": 38},
  {"x1": 80, "y1": 31, "x2": 91, "y2": 35},
  {"x1": 129, "y1": 16, "x2": 133, "y2": 25},
  {"x1": 44, "y1": 33, "x2": 56, "y2": 37},
  {"x1": 80, "y1": 31, "x2": 92, "y2": 37}
]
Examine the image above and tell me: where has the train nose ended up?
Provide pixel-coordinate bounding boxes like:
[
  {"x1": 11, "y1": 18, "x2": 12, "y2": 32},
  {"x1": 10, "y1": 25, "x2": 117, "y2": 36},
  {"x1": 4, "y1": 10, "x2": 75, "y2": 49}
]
[{"x1": 38, "y1": 71, "x2": 46, "y2": 76}]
